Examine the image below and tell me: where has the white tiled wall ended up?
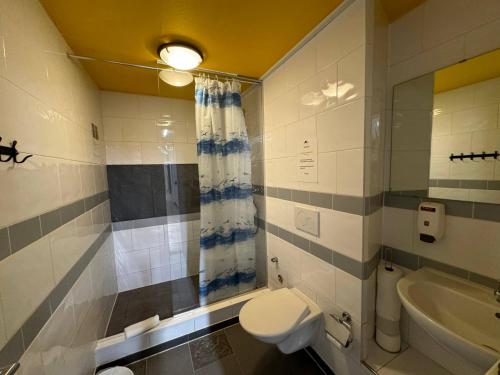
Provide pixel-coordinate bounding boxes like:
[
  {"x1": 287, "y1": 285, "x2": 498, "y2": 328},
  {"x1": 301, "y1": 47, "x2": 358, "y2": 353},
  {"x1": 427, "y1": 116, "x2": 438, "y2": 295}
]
[
  {"x1": 262, "y1": 0, "x2": 381, "y2": 372},
  {"x1": 429, "y1": 77, "x2": 500, "y2": 200},
  {"x1": 384, "y1": 1, "x2": 500, "y2": 371},
  {"x1": 0, "y1": 0, "x2": 116, "y2": 371},
  {"x1": 16, "y1": 236, "x2": 117, "y2": 375},
  {"x1": 101, "y1": 91, "x2": 197, "y2": 165},
  {"x1": 263, "y1": 0, "x2": 366, "y2": 196},
  {"x1": 386, "y1": 0, "x2": 500, "y2": 277},
  {"x1": 114, "y1": 220, "x2": 200, "y2": 292}
]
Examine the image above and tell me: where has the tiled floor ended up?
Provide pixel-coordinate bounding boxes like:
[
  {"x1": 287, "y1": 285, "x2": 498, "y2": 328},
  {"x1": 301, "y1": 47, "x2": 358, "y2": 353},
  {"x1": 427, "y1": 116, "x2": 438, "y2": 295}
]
[
  {"x1": 366, "y1": 342, "x2": 453, "y2": 375},
  {"x1": 123, "y1": 324, "x2": 326, "y2": 375},
  {"x1": 106, "y1": 275, "x2": 200, "y2": 336}
]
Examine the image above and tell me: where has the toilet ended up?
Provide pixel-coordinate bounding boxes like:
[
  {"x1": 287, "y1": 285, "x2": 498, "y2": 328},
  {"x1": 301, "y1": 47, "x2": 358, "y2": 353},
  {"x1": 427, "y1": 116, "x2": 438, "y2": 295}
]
[{"x1": 239, "y1": 288, "x2": 322, "y2": 354}]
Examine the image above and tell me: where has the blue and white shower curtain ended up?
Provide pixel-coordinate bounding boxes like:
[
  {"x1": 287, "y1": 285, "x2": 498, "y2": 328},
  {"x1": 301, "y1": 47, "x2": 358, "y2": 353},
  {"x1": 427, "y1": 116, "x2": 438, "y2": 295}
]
[{"x1": 195, "y1": 77, "x2": 257, "y2": 305}]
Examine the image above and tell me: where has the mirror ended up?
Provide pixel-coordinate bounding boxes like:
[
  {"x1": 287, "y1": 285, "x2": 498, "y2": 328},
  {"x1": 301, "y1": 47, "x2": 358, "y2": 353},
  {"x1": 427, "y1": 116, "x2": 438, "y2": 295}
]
[{"x1": 390, "y1": 49, "x2": 500, "y2": 204}]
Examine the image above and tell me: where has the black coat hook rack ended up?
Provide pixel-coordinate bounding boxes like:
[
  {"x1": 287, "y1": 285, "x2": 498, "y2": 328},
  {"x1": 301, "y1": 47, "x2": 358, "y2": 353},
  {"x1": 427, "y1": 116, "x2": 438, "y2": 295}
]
[
  {"x1": 449, "y1": 151, "x2": 499, "y2": 161},
  {"x1": 0, "y1": 137, "x2": 33, "y2": 164}
]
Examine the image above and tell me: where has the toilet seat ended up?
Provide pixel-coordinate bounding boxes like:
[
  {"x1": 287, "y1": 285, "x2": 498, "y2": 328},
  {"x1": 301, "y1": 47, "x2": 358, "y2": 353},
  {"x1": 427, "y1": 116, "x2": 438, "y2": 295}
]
[{"x1": 239, "y1": 288, "x2": 310, "y2": 339}]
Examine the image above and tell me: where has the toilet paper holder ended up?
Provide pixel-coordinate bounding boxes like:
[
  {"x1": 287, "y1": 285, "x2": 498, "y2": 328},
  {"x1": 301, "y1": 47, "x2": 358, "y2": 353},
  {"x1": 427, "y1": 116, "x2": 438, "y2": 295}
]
[{"x1": 327, "y1": 312, "x2": 353, "y2": 348}]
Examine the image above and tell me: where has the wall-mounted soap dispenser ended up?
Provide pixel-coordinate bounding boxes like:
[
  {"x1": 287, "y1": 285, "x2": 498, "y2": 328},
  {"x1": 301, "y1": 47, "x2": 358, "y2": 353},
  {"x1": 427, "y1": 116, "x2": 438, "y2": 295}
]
[{"x1": 418, "y1": 202, "x2": 445, "y2": 243}]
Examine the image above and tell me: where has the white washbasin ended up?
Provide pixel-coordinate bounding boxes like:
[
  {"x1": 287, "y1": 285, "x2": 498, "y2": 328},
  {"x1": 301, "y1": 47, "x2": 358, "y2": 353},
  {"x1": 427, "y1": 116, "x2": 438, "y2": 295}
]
[{"x1": 397, "y1": 267, "x2": 500, "y2": 369}]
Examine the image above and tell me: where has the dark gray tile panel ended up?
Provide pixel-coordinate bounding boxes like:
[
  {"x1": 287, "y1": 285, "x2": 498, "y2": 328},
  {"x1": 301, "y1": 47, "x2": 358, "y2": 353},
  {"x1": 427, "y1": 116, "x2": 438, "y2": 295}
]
[
  {"x1": 473, "y1": 202, "x2": 500, "y2": 222},
  {"x1": 112, "y1": 220, "x2": 134, "y2": 231},
  {"x1": 426, "y1": 198, "x2": 472, "y2": 218},
  {"x1": 439, "y1": 179, "x2": 460, "y2": 188},
  {"x1": 363, "y1": 250, "x2": 381, "y2": 279},
  {"x1": 384, "y1": 193, "x2": 421, "y2": 210},
  {"x1": 419, "y1": 257, "x2": 468, "y2": 278},
  {"x1": 0, "y1": 331, "x2": 24, "y2": 368},
  {"x1": 384, "y1": 246, "x2": 418, "y2": 270},
  {"x1": 40, "y1": 209, "x2": 61, "y2": 236},
  {"x1": 266, "y1": 223, "x2": 279, "y2": 236},
  {"x1": 8, "y1": 217, "x2": 42, "y2": 253},
  {"x1": 469, "y1": 272, "x2": 498, "y2": 288},
  {"x1": 292, "y1": 234, "x2": 309, "y2": 252},
  {"x1": 309, "y1": 242, "x2": 332, "y2": 264},
  {"x1": 277, "y1": 188, "x2": 292, "y2": 201},
  {"x1": 266, "y1": 187, "x2": 278, "y2": 198},
  {"x1": 309, "y1": 192, "x2": 332, "y2": 209},
  {"x1": 21, "y1": 298, "x2": 52, "y2": 348},
  {"x1": 332, "y1": 195, "x2": 364, "y2": 215},
  {"x1": 487, "y1": 180, "x2": 500, "y2": 190},
  {"x1": 460, "y1": 179, "x2": 487, "y2": 189},
  {"x1": 0, "y1": 228, "x2": 10, "y2": 261},
  {"x1": 332, "y1": 252, "x2": 363, "y2": 279},
  {"x1": 277, "y1": 228, "x2": 293, "y2": 243},
  {"x1": 291, "y1": 190, "x2": 310, "y2": 204}
]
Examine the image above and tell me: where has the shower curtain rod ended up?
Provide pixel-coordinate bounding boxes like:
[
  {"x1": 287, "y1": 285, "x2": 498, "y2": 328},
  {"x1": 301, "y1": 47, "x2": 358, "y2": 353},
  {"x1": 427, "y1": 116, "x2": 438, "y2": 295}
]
[{"x1": 67, "y1": 53, "x2": 262, "y2": 85}]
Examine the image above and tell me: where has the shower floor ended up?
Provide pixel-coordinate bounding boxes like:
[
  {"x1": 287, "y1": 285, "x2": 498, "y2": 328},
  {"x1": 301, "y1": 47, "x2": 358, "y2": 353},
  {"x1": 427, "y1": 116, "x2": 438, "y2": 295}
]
[{"x1": 106, "y1": 275, "x2": 200, "y2": 337}]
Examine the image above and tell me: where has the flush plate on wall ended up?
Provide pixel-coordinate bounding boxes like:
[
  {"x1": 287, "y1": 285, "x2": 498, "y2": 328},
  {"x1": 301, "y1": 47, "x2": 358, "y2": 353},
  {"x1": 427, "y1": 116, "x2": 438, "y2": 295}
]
[{"x1": 294, "y1": 206, "x2": 319, "y2": 236}]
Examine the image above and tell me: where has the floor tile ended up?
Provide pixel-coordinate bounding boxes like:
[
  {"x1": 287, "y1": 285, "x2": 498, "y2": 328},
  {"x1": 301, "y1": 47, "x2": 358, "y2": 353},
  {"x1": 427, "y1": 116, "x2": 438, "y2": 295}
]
[
  {"x1": 378, "y1": 347, "x2": 453, "y2": 375},
  {"x1": 190, "y1": 332, "x2": 233, "y2": 370},
  {"x1": 364, "y1": 339, "x2": 400, "y2": 371},
  {"x1": 146, "y1": 344, "x2": 195, "y2": 375},
  {"x1": 225, "y1": 324, "x2": 323, "y2": 375},
  {"x1": 195, "y1": 354, "x2": 243, "y2": 375},
  {"x1": 126, "y1": 360, "x2": 147, "y2": 375}
]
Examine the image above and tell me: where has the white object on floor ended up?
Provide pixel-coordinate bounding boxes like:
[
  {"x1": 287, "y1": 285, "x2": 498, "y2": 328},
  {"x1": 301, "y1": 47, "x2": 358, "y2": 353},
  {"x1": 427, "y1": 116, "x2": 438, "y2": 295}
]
[
  {"x1": 98, "y1": 367, "x2": 134, "y2": 375},
  {"x1": 239, "y1": 287, "x2": 322, "y2": 354},
  {"x1": 124, "y1": 315, "x2": 160, "y2": 339},
  {"x1": 378, "y1": 347, "x2": 452, "y2": 375},
  {"x1": 376, "y1": 263, "x2": 403, "y2": 352}
]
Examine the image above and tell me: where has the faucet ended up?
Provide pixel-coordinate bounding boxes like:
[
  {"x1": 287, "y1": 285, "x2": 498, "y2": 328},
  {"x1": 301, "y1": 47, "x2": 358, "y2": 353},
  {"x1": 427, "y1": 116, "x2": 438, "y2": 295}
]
[{"x1": 495, "y1": 280, "x2": 500, "y2": 303}]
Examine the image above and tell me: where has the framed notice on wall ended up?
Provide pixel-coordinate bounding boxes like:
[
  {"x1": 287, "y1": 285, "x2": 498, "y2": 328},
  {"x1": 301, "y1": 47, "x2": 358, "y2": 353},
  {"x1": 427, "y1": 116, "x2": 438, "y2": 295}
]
[{"x1": 297, "y1": 137, "x2": 318, "y2": 183}]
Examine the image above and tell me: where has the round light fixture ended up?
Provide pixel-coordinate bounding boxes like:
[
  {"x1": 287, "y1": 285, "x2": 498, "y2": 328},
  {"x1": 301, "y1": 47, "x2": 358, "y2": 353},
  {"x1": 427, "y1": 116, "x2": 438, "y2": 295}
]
[
  {"x1": 158, "y1": 43, "x2": 203, "y2": 70},
  {"x1": 159, "y1": 69, "x2": 194, "y2": 87}
]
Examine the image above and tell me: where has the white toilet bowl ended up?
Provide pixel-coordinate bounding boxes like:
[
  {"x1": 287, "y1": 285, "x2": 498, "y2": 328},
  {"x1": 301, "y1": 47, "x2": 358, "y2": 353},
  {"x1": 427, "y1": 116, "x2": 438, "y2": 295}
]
[{"x1": 239, "y1": 287, "x2": 322, "y2": 354}]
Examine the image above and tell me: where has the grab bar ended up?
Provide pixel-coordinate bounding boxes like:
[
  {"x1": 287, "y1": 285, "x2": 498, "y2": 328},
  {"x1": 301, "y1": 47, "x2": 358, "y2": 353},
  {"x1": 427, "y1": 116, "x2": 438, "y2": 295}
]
[{"x1": 0, "y1": 363, "x2": 20, "y2": 375}]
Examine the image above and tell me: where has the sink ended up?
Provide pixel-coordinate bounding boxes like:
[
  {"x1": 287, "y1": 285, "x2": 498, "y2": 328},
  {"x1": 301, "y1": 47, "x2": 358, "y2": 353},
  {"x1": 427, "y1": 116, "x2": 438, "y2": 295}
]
[{"x1": 397, "y1": 267, "x2": 500, "y2": 369}]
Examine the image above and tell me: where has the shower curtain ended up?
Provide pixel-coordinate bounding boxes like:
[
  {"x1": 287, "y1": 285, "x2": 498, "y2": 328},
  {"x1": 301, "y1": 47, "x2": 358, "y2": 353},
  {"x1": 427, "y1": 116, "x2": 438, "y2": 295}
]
[{"x1": 195, "y1": 77, "x2": 257, "y2": 305}]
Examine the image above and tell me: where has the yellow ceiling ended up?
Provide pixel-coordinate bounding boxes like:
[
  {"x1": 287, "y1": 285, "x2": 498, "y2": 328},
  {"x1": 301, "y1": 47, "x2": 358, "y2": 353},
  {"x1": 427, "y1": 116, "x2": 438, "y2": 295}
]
[
  {"x1": 434, "y1": 49, "x2": 500, "y2": 93},
  {"x1": 40, "y1": 0, "x2": 424, "y2": 99}
]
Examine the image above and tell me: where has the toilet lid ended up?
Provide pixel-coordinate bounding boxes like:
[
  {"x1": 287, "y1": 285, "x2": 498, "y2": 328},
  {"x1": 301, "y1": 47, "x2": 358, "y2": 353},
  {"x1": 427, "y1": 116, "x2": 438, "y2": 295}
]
[{"x1": 240, "y1": 288, "x2": 310, "y2": 338}]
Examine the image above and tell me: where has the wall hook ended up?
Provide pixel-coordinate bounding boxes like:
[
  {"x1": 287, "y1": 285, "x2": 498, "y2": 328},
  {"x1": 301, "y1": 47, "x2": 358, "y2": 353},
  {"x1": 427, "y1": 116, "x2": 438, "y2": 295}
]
[{"x1": 0, "y1": 137, "x2": 33, "y2": 164}]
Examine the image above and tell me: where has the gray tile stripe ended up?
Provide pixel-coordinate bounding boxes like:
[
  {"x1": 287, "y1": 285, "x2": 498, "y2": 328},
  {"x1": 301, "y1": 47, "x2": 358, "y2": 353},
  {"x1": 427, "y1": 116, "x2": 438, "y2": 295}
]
[
  {"x1": 112, "y1": 212, "x2": 201, "y2": 232},
  {"x1": 429, "y1": 179, "x2": 500, "y2": 190},
  {"x1": 0, "y1": 225, "x2": 112, "y2": 368},
  {"x1": 0, "y1": 191, "x2": 109, "y2": 262},
  {"x1": 264, "y1": 220, "x2": 378, "y2": 280},
  {"x1": 384, "y1": 192, "x2": 500, "y2": 222},
  {"x1": 382, "y1": 245, "x2": 497, "y2": 289},
  {"x1": 264, "y1": 186, "x2": 382, "y2": 216}
]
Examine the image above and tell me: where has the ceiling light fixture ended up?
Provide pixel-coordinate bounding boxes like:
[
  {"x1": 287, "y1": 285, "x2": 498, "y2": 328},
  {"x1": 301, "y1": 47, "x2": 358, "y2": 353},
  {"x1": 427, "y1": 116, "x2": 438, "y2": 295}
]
[
  {"x1": 159, "y1": 69, "x2": 194, "y2": 87},
  {"x1": 158, "y1": 43, "x2": 203, "y2": 70}
]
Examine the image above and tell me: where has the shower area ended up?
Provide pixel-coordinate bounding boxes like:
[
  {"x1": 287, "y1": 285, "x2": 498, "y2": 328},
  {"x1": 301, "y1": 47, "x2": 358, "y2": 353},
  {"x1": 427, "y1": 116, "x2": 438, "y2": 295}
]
[{"x1": 101, "y1": 76, "x2": 267, "y2": 338}]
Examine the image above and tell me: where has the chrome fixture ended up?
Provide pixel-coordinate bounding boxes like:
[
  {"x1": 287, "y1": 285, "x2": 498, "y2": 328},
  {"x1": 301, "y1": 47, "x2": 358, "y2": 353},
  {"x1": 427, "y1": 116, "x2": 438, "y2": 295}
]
[
  {"x1": 494, "y1": 280, "x2": 500, "y2": 303},
  {"x1": 67, "y1": 54, "x2": 262, "y2": 85},
  {"x1": 0, "y1": 363, "x2": 20, "y2": 375},
  {"x1": 327, "y1": 312, "x2": 353, "y2": 348},
  {"x1": 271, "y1": 257, "x2": 279, "y2": 263}
]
